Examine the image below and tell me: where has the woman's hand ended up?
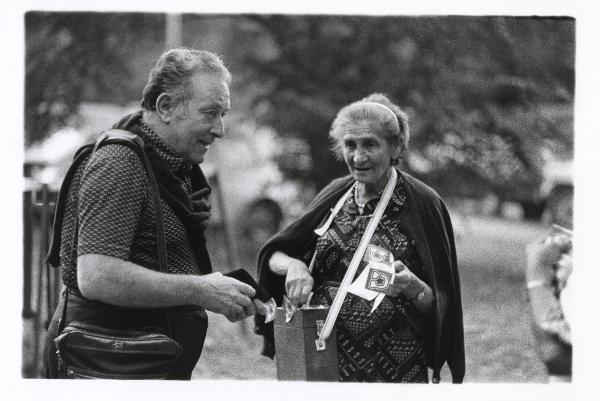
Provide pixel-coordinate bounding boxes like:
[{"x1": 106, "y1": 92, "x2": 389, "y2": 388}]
[
  {"x1": 269, "y1": 251, "x2": 315, "y2": 306},
  {"x1": 285, "y1": 259, "x2": 314, "y2": 306},
  {"x1": 386, "y1": 260, "x2": 420, "y2": 297},
  {"x1": 386, "y1": 260, "x2": 434, "y2": 314}
]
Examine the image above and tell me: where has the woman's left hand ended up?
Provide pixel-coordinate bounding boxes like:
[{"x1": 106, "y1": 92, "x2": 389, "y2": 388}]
[
  {"x1": 386, "y1": 261, "x2": 433, "y2": 313},
  {"x1": 386, "y1": 260, "x2": 415, "y2": 297}
]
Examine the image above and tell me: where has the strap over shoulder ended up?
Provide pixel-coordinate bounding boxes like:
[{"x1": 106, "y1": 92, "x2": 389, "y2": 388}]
[
  {"x1": 45, "y1": 129, "x2": 147, "y2": 268},
  {"x1": 92, "y1": 129, "x2": 145, "y2": 153}
]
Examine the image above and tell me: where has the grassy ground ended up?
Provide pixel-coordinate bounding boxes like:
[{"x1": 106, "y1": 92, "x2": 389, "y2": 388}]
[
  {"x1": 194, "y1": 214, "x2": 551, "y2": 382},
  {"x1": 456, "y1": 215, "x2": 548, "y2": 382}
]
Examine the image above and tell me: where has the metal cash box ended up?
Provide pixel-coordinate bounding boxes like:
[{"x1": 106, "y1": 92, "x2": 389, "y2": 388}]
[{"x1": 273, "y1": 306, "x2": 339, "y2": 381}]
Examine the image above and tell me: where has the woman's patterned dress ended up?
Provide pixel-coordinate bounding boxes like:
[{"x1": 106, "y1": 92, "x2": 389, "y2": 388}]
[{"x1": 309, "y1": 175, "x2": 431, "y2": 382}]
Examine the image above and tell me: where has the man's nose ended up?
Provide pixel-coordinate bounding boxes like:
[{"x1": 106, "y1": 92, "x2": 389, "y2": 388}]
[{"x1": 211, "y1": 117, "x2": 225, "y2": 138}]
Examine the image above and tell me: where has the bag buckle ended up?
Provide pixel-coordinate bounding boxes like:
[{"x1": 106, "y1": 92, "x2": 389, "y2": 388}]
[{"x1": 315, "y1": 320, "x2": 326, "y2": 351}]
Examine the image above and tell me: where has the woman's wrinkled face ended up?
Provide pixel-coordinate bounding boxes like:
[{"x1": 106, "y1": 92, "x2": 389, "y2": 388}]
[{"x1": 341, "y1": 121, "x2": 398, "y2": 189}]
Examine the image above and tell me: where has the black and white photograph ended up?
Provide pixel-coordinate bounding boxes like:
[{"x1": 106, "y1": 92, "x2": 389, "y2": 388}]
[{"x1": 3, "y1": 1, "x2": 599, "y2": 400}]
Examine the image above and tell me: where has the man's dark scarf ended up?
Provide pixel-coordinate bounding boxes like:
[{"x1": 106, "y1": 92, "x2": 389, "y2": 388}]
[{"x1": 46, "y1": 110, "x2": 212, "y2": 274}]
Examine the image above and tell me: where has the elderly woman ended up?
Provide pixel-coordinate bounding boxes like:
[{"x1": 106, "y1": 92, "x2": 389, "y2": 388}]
[{"x1": 255, "y1": 94, "x2": 464, "y2": 383}]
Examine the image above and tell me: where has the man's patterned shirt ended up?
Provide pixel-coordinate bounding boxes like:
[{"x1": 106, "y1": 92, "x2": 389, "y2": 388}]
[{"x1": 59, "y1": 121, "x2": 203, "y2": 295}]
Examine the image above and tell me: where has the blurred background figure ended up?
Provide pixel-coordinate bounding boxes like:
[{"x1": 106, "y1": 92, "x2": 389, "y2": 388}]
[{"x1": 526, "y1": 204, "x2": 573, "y2": 382}]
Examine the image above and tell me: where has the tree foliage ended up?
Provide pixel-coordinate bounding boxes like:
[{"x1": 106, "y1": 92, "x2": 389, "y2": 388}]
[
  {"x1": 24, "y1": 12, "x2": 164, "y2": 145},
  {"x1": 239, "y1": 15, "x2": 574, "y2": 199},
  {"x1": 25, "y1": 13, "x2": 574, "y2": 204}
]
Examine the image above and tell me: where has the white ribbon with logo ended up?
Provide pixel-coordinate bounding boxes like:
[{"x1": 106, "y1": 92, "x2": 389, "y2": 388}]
[
  {"x1": 315, "y1": 168, "x2": 397, "y2": 350},
  {"x1": 347, "y1": 244, "x2": 395, "y2": 313}
]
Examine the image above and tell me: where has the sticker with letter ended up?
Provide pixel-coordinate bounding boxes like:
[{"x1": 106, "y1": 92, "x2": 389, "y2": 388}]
[
  {"x1": 366, "y1": 268, "x2": 394, "y2": 292},
  {"x1": 347, "y1": 266, "x2": 380, "y2": 301},
  {"x1": 348, "y1": 244, "x2": 395, "y2": 313},
  {"x1": 363, "y1": 244, "x2": 394, "y2": 265}
]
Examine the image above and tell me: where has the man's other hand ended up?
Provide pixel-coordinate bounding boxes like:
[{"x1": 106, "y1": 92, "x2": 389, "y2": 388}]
[
  {"x1": 196, "y1": 272, "x2": 259, "y2": 322},
  {"x1": 252, "y1": 299, "x2": 269, "y2": 315}
]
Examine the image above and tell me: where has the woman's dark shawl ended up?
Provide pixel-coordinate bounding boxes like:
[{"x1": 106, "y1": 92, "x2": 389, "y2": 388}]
[{"x1": 254, "y1": 171, "x2": 465, "y2": 383}]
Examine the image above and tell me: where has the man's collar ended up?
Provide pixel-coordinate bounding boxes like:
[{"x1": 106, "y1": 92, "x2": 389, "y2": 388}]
[{"x1": 139, "y1": 120, "x2": 194, "y2": 177}]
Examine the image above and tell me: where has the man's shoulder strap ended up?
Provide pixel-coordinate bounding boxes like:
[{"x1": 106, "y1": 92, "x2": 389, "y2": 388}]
[
  {"x1": 91, "y1": 129, "x2": 145, "y2": 154},
  {"x1": 45, "y1": 129, "x2": 148, "y2": 267},
  {"x1": 80, "y1": 128, "x2": 169, "y2": 274}
]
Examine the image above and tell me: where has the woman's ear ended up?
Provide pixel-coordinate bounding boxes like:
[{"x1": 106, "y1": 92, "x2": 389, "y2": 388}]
[
  {"x1": 392, "y1": 143, "x2": 403, "y2": 160},
  {"x1": 155, "y1": 93, "x2": 174, "y2": 123}
]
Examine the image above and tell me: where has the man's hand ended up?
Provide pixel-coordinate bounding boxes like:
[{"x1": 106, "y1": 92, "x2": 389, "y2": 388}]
[
  {"x1": 77, "y1": 255, "x2": 267, "y2": 318},
  {"x1": 252, "y1": 299, "x2": 269, "y2": 316},
  {"x1": 196, "y1": 272, "x2": 257, "y2": 322},
  {"x1": 285, "y1": 259, "x2": 314, "y2": 306}
]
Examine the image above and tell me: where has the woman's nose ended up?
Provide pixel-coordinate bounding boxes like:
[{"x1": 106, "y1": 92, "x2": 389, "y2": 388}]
[{"x1": 353, "y1": 148, "x2": 367, "y2": 164}]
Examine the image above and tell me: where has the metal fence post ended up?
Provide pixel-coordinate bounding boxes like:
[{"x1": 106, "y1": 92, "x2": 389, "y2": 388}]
[
  {"x1": 41, "y1": 184, "x2": 53, "y2": 329},
  {"x1": 32, "y1": 188, "x2": 45, "y2": 377},
  {"x1": 23, "y1": 189, "x2": 34, "y2": 318}
]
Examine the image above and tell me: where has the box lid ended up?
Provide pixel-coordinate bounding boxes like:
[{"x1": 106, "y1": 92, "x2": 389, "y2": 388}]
[{"x1": 274, "y1": 306, "x2": 331, "y2": 328}]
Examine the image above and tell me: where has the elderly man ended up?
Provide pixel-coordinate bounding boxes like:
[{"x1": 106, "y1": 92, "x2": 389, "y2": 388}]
[{"x1": 43, "y1": 48, "x2": 266, "y2": 379}]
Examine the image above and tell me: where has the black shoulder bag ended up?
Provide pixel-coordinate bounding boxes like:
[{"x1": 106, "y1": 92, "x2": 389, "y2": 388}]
[{"x1": 52, "y1": 130, "x2": 182, "y2": 379}]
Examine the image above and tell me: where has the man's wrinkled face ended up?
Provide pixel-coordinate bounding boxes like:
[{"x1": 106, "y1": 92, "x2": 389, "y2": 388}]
[{"x1": 167, "y1": 72, "x2": 230, "y2": 164}]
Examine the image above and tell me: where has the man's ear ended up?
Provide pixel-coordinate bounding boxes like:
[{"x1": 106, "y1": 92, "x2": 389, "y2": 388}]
[{"x1": 155, "y1": 93, "x2": 174, "y2": 123}]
